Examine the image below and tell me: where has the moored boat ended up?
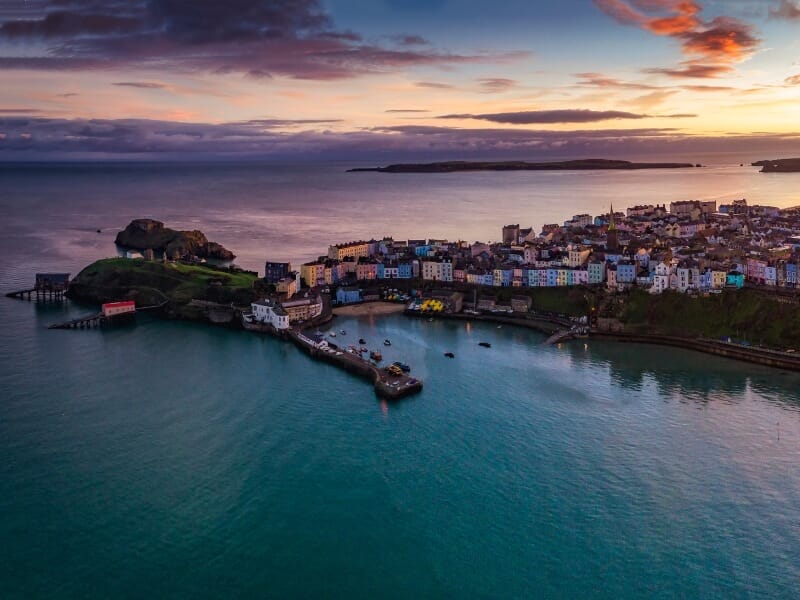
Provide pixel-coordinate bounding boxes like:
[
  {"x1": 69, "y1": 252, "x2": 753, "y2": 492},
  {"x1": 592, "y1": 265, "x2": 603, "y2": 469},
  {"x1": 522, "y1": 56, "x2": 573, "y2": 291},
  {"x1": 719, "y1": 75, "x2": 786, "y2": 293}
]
[
  {"x1": 444, "y1": 352, "x2": 455, "y2": 358},
  {"x1": 384, "y1": 339, "x2": 391, "y2": 346},
  {"x1": 370, "y1": 350, "x2": 383, "y2": 361},
  {"x1": 478, "y1": 342, "x2": 491, "y2": 348}
]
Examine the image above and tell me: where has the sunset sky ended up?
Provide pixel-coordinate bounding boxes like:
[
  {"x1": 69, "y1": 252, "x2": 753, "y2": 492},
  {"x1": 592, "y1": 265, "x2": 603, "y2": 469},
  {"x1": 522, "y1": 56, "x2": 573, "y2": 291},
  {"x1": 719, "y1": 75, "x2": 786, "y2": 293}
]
[{"x1": 2, "y1": 0, "x2": 800, "y2": 160}]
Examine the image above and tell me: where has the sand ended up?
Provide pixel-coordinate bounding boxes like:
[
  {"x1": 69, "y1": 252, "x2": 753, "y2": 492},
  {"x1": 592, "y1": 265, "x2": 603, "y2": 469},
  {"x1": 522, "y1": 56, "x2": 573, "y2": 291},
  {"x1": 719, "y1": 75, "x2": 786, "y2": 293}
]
[{"x1": 333, "y1": 302, "x2": 407, "y2": 317}]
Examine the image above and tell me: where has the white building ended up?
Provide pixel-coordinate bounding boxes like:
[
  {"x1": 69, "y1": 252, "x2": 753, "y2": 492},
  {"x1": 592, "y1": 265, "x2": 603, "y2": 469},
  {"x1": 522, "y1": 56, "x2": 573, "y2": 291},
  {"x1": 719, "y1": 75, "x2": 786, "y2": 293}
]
[
  {"x1": 421, "y1": 259, "x2": 453, "y2": 282},
  {"x1": 251, "y1": 300, "x2": 290, "y2": 330}
]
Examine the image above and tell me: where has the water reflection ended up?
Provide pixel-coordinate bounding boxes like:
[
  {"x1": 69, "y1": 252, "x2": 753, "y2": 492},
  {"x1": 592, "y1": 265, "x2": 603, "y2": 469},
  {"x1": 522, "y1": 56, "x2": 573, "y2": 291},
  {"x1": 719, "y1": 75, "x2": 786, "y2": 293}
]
[{"x1": 561, "y1": 340, "x2": 800, "y2": 411}]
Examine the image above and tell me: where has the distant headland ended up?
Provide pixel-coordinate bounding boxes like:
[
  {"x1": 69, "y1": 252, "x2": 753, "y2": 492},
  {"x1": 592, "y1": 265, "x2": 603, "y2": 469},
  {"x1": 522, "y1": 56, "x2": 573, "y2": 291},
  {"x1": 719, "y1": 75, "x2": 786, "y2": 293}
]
[
  {"x1": 752, "y1": 158, "x2": 800, "y2": 173},
  {"x1": 348, "y1": 159, "x2": 699, "y2": 173}
]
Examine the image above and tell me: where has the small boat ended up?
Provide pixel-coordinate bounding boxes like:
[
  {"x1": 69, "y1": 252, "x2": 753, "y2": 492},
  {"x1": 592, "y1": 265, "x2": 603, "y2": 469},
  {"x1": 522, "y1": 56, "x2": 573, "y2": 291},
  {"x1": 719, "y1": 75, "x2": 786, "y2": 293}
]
[
  {"x1": 370, "y1": 350, "x2": 383, "y2": 361},
  {"x1": 360, "y1": 347, "x2": 368, "y2": 353},
  {"x1": 427, "y1": 318, "x2": 434, "y2": 322},
  {"x1": 392, "y1": 361, "x2": 411, "y2": 372},
  {"x1": 479, "y1": 342, "x2": 491, "y2": 348},
  {"x1": 329, "y1": 332, "x2": 336, "y2": 337},
  {"x1": 340, "y1": 329, "x2": 346, "y2": 335},
  {"x1": 384, "y1": 339, "x2": 392, "y2": 346},
  {"x1": 444, "y1": 352, "x2": 455, "y2": 358},
  {"x1": 358, "y1": 338, "x2": 366, "y2": 345},
  {"x1": 497, "y1": 325, "x2": 502, "y2": 329}
]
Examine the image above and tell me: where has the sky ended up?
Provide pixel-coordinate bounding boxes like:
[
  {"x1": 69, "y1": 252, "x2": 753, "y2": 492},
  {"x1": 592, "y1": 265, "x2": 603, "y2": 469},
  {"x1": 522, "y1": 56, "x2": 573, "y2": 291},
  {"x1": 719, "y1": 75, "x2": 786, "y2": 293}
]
[{"x1": 2, "y1": 0, "x2": 800, "y2": 161}]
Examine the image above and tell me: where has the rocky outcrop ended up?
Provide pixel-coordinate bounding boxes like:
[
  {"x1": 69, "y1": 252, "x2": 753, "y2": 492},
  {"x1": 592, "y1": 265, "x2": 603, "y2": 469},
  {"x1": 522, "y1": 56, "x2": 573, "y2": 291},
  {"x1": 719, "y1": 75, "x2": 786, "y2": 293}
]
[
  {"x1": 752, "y1": 158, "x2": 800, "y2": 173},
  {"x1": 115, "y1": 219, "x2": 235, "y2": 261}
]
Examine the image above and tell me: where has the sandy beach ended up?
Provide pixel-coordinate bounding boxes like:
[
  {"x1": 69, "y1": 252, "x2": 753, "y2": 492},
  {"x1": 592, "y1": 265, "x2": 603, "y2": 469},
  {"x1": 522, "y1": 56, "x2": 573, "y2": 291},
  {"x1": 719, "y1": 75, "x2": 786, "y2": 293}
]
[{"x1": 333, "y1": 302, "x2": 407, "y2": 317}]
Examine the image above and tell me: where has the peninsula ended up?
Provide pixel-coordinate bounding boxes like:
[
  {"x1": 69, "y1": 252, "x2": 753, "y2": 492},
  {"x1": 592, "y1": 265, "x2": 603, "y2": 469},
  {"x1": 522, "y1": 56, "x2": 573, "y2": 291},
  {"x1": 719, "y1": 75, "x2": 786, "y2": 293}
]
[
  {"x1": 752, "y1": 158, "x2": 800, "y2": 173},
  {"x1": 348, "y1": 159, "x2": 698, "y2": 173}
]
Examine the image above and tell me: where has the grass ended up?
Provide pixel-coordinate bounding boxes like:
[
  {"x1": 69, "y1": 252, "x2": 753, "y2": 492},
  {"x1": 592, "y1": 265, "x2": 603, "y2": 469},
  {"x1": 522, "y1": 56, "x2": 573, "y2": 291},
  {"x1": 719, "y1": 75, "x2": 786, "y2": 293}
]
[
  {"x1": 621, "y1": 288, "x2": 800, "y2": 349},
  {"x1": 72, "y1": 258, "x2": 259, "y2": 306}
]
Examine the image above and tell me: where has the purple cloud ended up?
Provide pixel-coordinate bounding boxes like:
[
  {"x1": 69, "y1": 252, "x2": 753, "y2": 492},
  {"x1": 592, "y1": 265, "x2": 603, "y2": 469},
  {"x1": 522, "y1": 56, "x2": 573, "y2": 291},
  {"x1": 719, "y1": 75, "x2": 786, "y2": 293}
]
[
  {"x1": 437, "y1": 109, "x2": 651, "y2": 124},
  {"x1": 1, "y1": 116, "x2": 798, "y2": 160},
  {"x1": 0, "y1": 0, "x2": 528, "y2": 79}
]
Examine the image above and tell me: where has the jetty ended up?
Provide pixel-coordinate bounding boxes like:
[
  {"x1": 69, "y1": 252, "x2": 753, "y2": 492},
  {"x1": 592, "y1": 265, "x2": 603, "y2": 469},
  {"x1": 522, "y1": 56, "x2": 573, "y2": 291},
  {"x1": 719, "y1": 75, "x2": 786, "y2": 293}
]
[
  {"x1": 544, "y1": 326, "x2": 590, "y2": 345},
  {"x1": 48, "y1": 312, "x2": 105, "y2": 329},
  {"x1": 6, "y1": 273, "x2": 70, "y2": 301},
  {"x1": 288, "y1": 329, "x2": 422, "y2": 400},
  {"x1": 47, "y1": 299, "x2": 167, "y2": 330},
  {"x1": 242, "y1": 308, "x2": 422, "y2": 400}
]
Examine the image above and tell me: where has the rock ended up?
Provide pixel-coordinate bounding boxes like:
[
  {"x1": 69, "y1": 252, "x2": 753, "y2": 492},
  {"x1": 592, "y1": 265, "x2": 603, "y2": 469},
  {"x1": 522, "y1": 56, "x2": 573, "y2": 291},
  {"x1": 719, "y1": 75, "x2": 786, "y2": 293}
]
[{"x1": 115, "y1": 219, "x2": 235, "y2": 261}]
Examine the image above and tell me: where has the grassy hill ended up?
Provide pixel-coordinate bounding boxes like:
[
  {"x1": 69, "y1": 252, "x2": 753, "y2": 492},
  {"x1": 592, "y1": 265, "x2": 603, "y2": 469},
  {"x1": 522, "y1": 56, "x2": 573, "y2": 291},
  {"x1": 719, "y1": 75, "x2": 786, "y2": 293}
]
[
  {"x1": 621, "y1": 288, "x2": 800, "y2": 349},
  {"x1": 68, "y1": 258, "x2": 260, "y2": 307}
]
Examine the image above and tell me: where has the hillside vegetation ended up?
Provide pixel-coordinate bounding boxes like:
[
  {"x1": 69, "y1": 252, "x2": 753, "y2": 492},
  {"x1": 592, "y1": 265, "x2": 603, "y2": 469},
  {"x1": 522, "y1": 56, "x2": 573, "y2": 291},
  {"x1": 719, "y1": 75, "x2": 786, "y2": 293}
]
[
  {"x1": 621, "y1": 288, "x2": 800, "y2": 349},
  {"x1": 68, "y1": 258, "x2": 260, "y2": 307}
]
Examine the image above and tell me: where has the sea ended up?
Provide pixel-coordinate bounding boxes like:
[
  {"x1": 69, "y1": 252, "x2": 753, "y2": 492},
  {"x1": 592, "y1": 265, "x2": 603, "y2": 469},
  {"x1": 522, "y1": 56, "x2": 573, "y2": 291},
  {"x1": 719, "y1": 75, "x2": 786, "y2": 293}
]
[{"x1": 1, "y1": 159, "x2": 800, "y2": 598}]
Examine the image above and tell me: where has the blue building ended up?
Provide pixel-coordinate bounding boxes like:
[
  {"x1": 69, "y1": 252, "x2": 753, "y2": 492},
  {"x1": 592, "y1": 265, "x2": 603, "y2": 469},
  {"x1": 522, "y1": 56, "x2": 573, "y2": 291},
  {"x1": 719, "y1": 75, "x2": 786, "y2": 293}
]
[
  {"x1": 786, "y1": 263, "x2": 798, "y2": 287},
  {"x1": 398, "y1": 261, "x2": 414, "y2": 279},
  {"x1": 264, "y1": 261, "x2": 291, "y2": 284},
  {"x1": 336, "y1": 286, "x2": 361, "y2": 304},
  {"x1": 726, "y1": 271, "x2": 745, "y2": 288},
  {"x1": 616, "y1": 262, "x2": 637, "y2": 284}
]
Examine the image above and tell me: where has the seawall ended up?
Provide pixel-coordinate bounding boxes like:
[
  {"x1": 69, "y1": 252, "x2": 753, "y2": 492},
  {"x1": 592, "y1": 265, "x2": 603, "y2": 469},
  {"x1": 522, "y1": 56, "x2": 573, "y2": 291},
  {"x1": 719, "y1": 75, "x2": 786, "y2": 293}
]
[{"x1": 591, "y1": 332, "x2": 800, "y2": 372}]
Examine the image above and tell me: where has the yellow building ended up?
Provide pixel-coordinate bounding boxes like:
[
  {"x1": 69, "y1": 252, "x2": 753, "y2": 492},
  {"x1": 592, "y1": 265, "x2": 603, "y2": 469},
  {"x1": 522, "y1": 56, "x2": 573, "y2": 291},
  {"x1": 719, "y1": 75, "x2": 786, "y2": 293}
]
[
  {"x1": 301, "y1": 262, "x2": 325, "y2": 287},
  {"x1": 327, "y1": 241, "x2": 371, "y2": 261}
]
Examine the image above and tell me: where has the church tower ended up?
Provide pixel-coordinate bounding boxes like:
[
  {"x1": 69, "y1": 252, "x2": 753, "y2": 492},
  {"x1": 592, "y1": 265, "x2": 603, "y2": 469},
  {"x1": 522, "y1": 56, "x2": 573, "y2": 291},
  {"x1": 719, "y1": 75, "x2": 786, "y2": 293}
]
[{"x1": 606, "y1": 204, "x2": 619, "y2": 253}]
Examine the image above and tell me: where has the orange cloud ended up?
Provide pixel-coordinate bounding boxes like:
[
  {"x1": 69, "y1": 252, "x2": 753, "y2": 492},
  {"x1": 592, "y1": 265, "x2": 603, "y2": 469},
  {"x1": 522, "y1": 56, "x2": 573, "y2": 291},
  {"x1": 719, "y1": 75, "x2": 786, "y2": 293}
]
[{"x1": 593, "y1": 1, "x2": 759, "y2": 78}]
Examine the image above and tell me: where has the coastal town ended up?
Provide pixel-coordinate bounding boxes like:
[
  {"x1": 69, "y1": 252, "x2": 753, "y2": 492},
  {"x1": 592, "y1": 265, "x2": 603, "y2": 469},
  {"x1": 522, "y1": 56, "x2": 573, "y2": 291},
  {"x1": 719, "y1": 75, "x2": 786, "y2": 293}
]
[
  {"x1": 251, "y1": 197, "x2": 800, "y2": 331},
  {"x1": 13, "y1": 197, "x2": 800, "y2": 387}
]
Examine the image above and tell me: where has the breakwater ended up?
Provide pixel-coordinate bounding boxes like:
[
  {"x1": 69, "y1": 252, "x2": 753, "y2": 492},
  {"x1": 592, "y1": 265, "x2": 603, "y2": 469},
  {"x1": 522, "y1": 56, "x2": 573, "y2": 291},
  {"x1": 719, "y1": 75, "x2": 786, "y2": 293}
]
[
  {"x1": 242, "y1": 313, "x2": 422, "y2": 400},
  {"x1": 592, "y1": 332, "x2": 800, "y2": 371}
]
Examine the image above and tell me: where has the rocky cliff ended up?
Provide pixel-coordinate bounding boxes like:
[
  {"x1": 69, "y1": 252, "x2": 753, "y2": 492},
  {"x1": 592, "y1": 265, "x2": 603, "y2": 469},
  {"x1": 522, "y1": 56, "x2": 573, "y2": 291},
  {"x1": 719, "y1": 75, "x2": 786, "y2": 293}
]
[{"x1": 115, "y1": 219, "x2": 235, "y2": 261}]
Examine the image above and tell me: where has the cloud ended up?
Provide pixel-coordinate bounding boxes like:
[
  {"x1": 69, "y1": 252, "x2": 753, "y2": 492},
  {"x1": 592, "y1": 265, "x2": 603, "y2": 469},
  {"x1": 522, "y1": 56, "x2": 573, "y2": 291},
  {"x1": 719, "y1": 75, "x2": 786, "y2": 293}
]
[
  {"x1": 415, "y1": 81, "x2": 454, "y2": 89},
  {"x1": 2, "y1": 115, "x2": 798, "y2": 160},
  {"x1": 593, "y1": 1, "x2": 759, "y2": 78},
  {"x1": 681, "y1": 84, "x2": 735, "y2": 92},
  {"x1": 477, "y1": 78, "x2": 517, "y2": 93},
  {"x1": 385, "y1": 109, "x2": 430, "y2": 113},
  {"x1": 0, "y1": 108, "x2": 44, "y2": 113},
  {"x1": 391, "y1": 34, "x2": 428, "y2": 46},
  {"x1": 645, "y1": 62, "x2": 732, "y2": 78},
  {"x1": 237, "y1": 118, "x2": 343, "y2": 127},
  {"x1": 437, "y1": 109, "x2": 651, "y2": 124},
  {"x1": 770, "y1": 1, "x2": 800, "y2": 20},
  {"x1": 0, "y1": 1, "x2": 528, "y2": 79},
  {"x1": 112, "y1": 81, "x2": 167, "y2": 89},
  {"x1": 574, "y1": 72, "x2": 660, "y2": 90},
  {"x1": 785, "y1": 74, "x2": 800, "y2": 85}
]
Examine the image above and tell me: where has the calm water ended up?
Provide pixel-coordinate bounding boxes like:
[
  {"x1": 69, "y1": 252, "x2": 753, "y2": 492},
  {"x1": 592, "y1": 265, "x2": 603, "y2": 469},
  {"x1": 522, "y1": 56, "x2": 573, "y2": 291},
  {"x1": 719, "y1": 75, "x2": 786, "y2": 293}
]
[{"x1": 2, "y1": 163, "x2": 800, "y2": 597}]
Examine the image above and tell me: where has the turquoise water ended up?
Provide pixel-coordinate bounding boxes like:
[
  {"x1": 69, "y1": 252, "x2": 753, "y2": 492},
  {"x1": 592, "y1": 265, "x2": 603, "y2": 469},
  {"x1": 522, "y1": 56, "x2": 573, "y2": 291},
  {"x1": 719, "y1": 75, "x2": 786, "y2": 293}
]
[
  {"x1": 2, "y1": 298, "x2": 799, "y2": 598},
  {"x1": 2, "y1": 163, "x2": 800, "y2": 597}
]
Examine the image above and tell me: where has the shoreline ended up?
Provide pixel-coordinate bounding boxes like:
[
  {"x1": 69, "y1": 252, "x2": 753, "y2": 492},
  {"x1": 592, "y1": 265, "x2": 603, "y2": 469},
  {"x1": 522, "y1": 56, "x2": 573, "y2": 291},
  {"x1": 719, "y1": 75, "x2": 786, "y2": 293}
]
[{"x1": 333, "y1": 302, "x2": 407, "y2": 317}]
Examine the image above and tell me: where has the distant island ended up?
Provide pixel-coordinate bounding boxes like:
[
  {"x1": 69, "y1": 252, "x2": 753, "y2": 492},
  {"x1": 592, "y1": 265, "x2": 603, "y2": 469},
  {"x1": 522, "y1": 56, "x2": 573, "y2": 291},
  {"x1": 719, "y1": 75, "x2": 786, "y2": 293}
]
[
  {"x1": 348, "y1": 159, "x2": 699, "y2": 173},
  {"x1": 752, "y1": 158, "x2": 800, "y2": 173}
]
